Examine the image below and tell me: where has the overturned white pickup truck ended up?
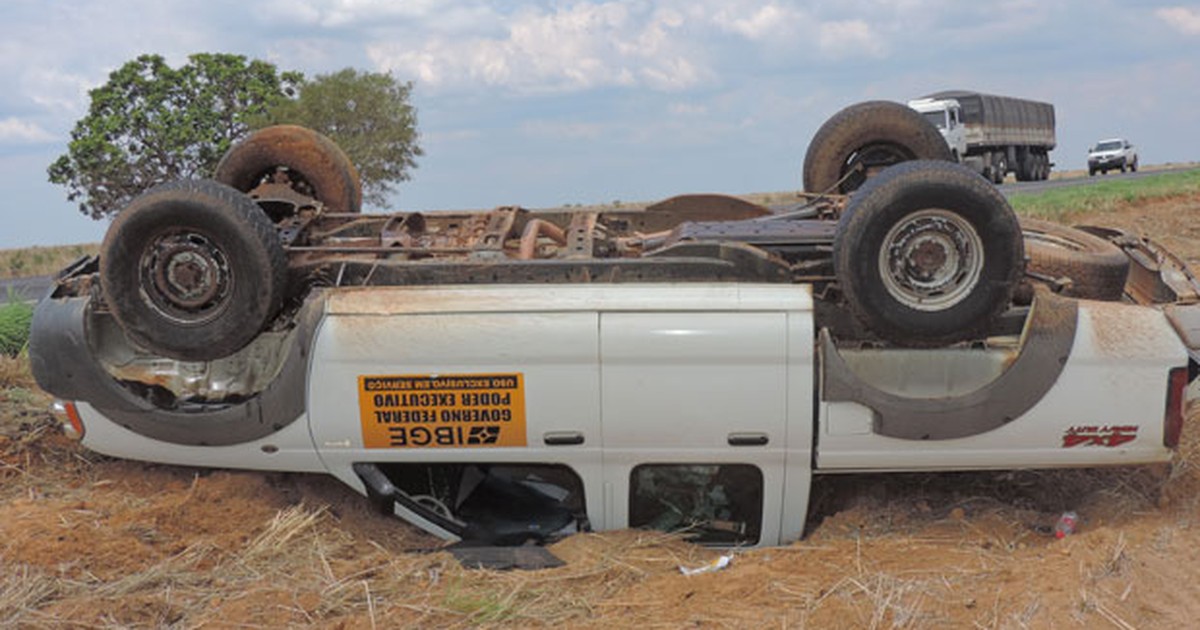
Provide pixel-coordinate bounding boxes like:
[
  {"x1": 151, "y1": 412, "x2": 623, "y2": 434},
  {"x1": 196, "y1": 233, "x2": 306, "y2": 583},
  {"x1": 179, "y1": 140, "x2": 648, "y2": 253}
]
[{"x1": 31, "y1": 101, "x2": 1200, "y2": 547}]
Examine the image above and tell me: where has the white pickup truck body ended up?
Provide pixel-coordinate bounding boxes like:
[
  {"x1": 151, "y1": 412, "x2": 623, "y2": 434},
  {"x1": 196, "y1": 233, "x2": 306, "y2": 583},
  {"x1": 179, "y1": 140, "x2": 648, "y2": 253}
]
[
  {"x1": 63, "y1": 282, "x2": 1190, "y2": 547},
  {"x1": 31, "y1": 110, "x2": 1198, "y2": 549}
]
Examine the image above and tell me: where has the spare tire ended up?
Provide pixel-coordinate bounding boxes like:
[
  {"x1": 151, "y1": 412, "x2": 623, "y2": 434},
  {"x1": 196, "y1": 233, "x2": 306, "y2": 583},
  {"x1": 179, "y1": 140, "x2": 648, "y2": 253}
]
[
  {"x1": 803, "y1": 101, "x2": 954, "y2": 195},
  {"x1": 100, "y1": 179, "x2": 288, "y2": 361},
  {"x1": 215, "y1": 125, "x2": 362, "y2": 214},
  {"x1": 833, "y1": 161, "x2": 1024, "y2": 346},
  {"x1": 1020, "y1": 218, "x2": 1129, "y2": 301}
]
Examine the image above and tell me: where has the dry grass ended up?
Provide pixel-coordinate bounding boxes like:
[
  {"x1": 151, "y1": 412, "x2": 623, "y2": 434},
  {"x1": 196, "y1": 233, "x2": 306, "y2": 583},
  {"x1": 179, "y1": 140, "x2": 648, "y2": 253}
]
[
  {"x1": 0, "y1": 400, "x2": 1197, "y2": 628},
  {"x1": 0, "y1": 244, "x2": 96, "y2": 280},
  {"x1": 3, "y1": 192, "x2": 1200, "y2": 627}
]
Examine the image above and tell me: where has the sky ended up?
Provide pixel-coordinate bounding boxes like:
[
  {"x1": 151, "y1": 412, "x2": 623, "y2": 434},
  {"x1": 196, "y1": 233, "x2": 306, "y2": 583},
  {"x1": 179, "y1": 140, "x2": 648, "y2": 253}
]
[{"x1": 1, "y1": 0, "x2": 1198, "y2": 249}]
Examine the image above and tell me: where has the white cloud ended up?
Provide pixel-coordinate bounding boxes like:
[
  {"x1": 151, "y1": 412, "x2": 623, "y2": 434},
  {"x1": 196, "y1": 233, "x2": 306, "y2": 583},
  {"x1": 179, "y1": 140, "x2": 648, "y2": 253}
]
[
  {"x1": 22, "y1": 68, "x2": 92, "y2": 113},
  {"x1": 521, "y1": 120, "x2": 610, "y2": 140},
  {"x1": 818, "y1": 20, "x2": 887, "y2": 59},
  {"x1": 669, "y1": 102, "x2": 707, "y2": 115},
  {"x1": 0, "y1": 118, "x2": 55, "y2": 144},
  {"x1": 715, "y1": 4, "x2": 807, "y2": 41},
  {"x1": 262, "y1": 0, "x2": 444, "y2": 27},
  {"x1": 1156, "y1": 6, "x2": 1200, "y2": 35},
  {"x1": 368, "y1": 2, "x2": 711, "y2": 93}
]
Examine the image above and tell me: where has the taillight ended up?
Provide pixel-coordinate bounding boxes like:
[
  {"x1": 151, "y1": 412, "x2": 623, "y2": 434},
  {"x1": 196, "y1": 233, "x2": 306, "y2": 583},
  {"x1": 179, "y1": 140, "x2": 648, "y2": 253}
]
[
  {"x1": 1164, "y1": 367, "x2": 1188, "y2": 448},
  {"x1": 51, "y1": 400, "x2": 85, "y2": 441}
]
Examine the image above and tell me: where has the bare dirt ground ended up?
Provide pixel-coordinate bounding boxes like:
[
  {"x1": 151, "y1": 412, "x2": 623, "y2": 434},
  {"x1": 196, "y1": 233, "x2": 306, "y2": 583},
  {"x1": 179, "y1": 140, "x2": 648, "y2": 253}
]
[{"x1": 2, "y1": 193, "x2": 1200, "y2": 629}]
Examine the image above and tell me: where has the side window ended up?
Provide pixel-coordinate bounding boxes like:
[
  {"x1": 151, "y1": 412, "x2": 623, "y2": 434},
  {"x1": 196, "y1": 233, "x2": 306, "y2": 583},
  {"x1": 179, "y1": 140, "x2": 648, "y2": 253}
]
[
  {"x1": 371, "y1": 463, "x2": 588, "y2": 543},
  {"x1": 629, "y1": 464, "x2": 763, "y2": 545}
]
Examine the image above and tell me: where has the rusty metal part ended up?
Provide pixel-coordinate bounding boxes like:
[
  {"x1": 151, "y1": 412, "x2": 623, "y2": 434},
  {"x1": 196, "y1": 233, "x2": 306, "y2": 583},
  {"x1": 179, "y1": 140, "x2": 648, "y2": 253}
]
[
  {"x1": 139, "y1": 230, "x2": 231, "y2": 321},
  {"x1": 644, "y1": 194, "x2": 772, "y2": 221},
  {"x1": 563, "y1": 212, "x2": 598, "y2": 259},
  {"x1": 375, "y1": 208, "x2": 521, "y2": 259},
  {"x1": 1077, "y1": 226, "x2": 1200, "y2": 304},
  {"x1": 246, "y1": 180, "x2": 321, "y2": 221},
  {"x1": 518, "y1": 219, "x2": 568, "y2": 260}
]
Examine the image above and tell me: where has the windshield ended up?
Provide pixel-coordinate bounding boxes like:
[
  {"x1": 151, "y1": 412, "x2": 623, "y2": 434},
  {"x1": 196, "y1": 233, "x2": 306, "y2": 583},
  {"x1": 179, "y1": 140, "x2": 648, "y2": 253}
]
[
  {"x1": 1096, "y1": 140, "x2": 1123, "y2": 151},
  {"x1": 921, "y1": 111, "x2": 946, "y2": 130}
]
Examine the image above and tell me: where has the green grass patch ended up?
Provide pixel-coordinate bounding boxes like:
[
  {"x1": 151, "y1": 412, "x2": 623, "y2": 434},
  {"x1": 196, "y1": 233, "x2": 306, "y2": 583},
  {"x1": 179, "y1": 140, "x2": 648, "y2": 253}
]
[
  {"x1": 1008, "y1": 168, "x2": 1200, "y2": 220},
  {"x1": 442, "y1": 582, "x2": 522, "y2": 624},
  {"x1": 0, "y1": 296, "x2": 33, "y2": 356}
]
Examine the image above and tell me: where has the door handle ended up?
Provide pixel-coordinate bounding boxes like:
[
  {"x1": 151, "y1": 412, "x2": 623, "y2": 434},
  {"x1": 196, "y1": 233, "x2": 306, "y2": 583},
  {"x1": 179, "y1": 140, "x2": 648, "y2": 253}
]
[
  {"x1": 727, "y1": 432, "x2": 769, "y2": 446},
  {"x1": 543, "y1": 431, "x2": 585, "y2": 446}
]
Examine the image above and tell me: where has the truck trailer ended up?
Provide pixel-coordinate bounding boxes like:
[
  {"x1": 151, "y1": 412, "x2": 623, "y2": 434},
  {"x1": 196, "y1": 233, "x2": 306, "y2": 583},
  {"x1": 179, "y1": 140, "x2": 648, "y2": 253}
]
[
  {"x1": 908, "y1": 90, "x2": 1056, "y2": 184},
  {"x1": 30, "y1": 102, "x2": 1200, "y2": 549}
]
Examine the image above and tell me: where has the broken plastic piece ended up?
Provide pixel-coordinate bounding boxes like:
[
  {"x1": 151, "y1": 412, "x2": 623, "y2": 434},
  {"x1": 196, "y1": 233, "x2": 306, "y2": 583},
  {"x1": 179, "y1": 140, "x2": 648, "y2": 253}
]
[{"x1": 679, "y1": 554, "x2": 733, "y2": 576}]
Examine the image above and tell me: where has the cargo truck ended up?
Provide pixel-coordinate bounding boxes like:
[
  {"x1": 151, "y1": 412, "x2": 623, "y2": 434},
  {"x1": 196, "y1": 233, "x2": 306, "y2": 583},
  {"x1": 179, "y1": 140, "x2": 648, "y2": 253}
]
[
  {"x1": 908, "y1": 90, "x2": 1056, "y2": 184},
  {"x1": 30, "y1": 102, "x2": 1200, "y2": 549}
]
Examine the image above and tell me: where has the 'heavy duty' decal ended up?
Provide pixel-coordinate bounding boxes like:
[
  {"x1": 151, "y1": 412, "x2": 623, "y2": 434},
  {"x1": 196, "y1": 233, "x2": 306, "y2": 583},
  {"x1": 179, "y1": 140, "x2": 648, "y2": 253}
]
[
  {"x1": 358, "y1": 374, "x2": 527, "y2": 448},
  {"x1": 1061, "y1": 425, "x2": 1138, "y2": 448}
]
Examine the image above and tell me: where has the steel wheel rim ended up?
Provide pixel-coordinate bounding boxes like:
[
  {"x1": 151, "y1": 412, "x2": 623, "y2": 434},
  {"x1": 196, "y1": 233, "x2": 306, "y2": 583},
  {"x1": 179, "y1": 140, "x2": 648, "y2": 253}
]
[
  {"x1": 138, "y1": 229, "x2": 233, "y2": 325},
  {"x1": 841, "y1": 142, "x2": 913, "y2": 192},
  {"x1": 878, "y1": 208, "x2": 984, "y2": 311}
]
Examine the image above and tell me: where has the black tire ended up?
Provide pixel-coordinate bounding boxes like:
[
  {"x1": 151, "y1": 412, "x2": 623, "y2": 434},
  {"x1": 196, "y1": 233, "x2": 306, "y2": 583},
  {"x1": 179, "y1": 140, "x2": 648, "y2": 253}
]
[
  {"x1": 992, "y1": 155, "x2": 1007, "y2": 184},
  {"x1": 833, "y1": 160, "x2": 1024, "y2": 346},
  {"x1": 1130, "y1": 158, "x2": 1138, "y2": 172},
  {"x1": 216, "y1": 125, "x2": 362, "y2": 214},
  {"x1": 803, "y1": 101, "x2": 953, "y2": 194},
  {"x1": 99, "y1": 179, "x2": 288, "y2": 361},
  {"x1": 1020, "y1": 218, "x2": 1129, "y2": 301},
  {"x1": 1016, "y1": 153, "x2": 1038, "y2": 182},
  {"x1": 1089, "y1": 168, "x2": 1096, "y2": 177}
]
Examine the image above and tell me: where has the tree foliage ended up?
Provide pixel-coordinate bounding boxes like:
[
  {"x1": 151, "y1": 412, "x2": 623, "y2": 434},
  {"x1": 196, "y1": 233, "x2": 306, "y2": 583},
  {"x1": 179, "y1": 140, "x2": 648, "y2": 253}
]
[
  {"x1": 254, "y1": 68, "x2": 423, "y2": 207},
  {"x1": 48, "y1": 53, "x2": 303, "y2": 219}
]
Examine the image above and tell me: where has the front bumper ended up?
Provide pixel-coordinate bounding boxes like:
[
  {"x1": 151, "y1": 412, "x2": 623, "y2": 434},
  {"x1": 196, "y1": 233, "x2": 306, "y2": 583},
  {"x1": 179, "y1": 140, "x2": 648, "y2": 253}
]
[{"x1": 1088, "y1": 156, "x2": 1127, "y2": 169}]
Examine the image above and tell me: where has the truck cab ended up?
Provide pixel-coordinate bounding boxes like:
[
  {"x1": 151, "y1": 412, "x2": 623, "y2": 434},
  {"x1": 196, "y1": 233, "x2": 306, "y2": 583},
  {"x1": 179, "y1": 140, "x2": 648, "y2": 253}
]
[{"x1": 907, "y1": 97, "x2": 967, "y2": 161}]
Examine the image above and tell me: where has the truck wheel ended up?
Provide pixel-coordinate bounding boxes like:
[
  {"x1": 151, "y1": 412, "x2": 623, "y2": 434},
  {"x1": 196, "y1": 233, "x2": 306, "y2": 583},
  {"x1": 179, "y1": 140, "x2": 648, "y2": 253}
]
[
  {"x1": 100, "y1": 180, "x2": 288, "y2": 361},
  {"x1": 992, "y1": 156, "x2": 1007, "y2": 184},
  {"x1": 803, "y1": 101, "x2": 953, "y2": 194},
  {"x1": 833, "y1": 161, "x2": 1024, "y2": 346},
  {"x1": 1130, "y1": 158, "x2": 1138, "y2": 172},
  {"x1": 1020, "y1": 219, "x2": 1129, "y2": 301},
  {"x1": 215, "y1": 125, "x2": 362, "y2": 214}
]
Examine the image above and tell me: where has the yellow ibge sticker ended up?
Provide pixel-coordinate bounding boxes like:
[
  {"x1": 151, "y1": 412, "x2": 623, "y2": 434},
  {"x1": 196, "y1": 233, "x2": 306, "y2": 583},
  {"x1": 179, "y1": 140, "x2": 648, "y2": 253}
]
[{"x1": 359, "y1": 374, "x2": 527, "y2": 448}]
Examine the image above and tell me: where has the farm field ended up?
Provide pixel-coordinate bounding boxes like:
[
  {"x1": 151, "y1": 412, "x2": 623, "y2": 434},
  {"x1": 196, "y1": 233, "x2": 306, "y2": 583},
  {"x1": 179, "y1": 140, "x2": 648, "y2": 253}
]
[{"x1": 2, "y1": 186, "x2": 1200, "y2": 628}]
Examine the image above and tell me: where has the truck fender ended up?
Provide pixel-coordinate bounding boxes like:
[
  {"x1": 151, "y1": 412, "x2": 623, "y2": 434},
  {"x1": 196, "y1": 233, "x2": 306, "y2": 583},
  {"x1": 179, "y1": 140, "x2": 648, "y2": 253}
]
[
  {"x1": 820, "y1": 289, "x2": 1078, "y2": 440},
  {"x1": 30, "y1": 294, "x2": 321, "y2": 446}
]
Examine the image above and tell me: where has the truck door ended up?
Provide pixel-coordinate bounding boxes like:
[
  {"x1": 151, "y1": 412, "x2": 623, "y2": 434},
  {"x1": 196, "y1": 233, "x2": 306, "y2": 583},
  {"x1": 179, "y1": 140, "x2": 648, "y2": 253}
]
[
  {"x1": 599, "y1": 310, "x2": 813, "y2": 546},
  {"x1": 309, "y1": 298, "x2": 602, "y2": 542}
]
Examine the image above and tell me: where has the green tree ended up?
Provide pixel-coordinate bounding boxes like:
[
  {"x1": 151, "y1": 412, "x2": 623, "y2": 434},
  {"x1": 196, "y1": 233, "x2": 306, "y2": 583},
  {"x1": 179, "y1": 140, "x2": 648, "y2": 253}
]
[
  {"x1": 256, "y1": 68, "x2": 422, "y2": 207},
  {"x1": 48, "y1": 53, "x2": 303, "y2": 219}
]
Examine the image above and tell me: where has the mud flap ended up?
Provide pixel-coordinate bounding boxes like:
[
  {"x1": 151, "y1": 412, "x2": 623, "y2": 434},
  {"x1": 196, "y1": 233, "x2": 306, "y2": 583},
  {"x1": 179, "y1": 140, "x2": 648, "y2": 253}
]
[{"x1": 820, "y1": 290, "x2": 1078, "y2": 440}]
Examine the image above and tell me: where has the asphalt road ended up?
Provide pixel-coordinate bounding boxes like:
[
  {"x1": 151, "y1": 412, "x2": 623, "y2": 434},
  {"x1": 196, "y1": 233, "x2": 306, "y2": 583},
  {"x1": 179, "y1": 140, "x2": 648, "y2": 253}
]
[
  {"x1": 997, "y1": 164, "x2": 1198, "y2": 196},
  {"x1": 0, "y1": 275, "x2": 52, "y2": 304}
]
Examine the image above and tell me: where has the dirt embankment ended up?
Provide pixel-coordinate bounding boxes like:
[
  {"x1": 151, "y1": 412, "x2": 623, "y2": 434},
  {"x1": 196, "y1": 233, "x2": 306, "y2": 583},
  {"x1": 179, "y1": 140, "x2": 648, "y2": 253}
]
[{"x1": 2, "y1": 193, "x2": 1200, "y2": 628}]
